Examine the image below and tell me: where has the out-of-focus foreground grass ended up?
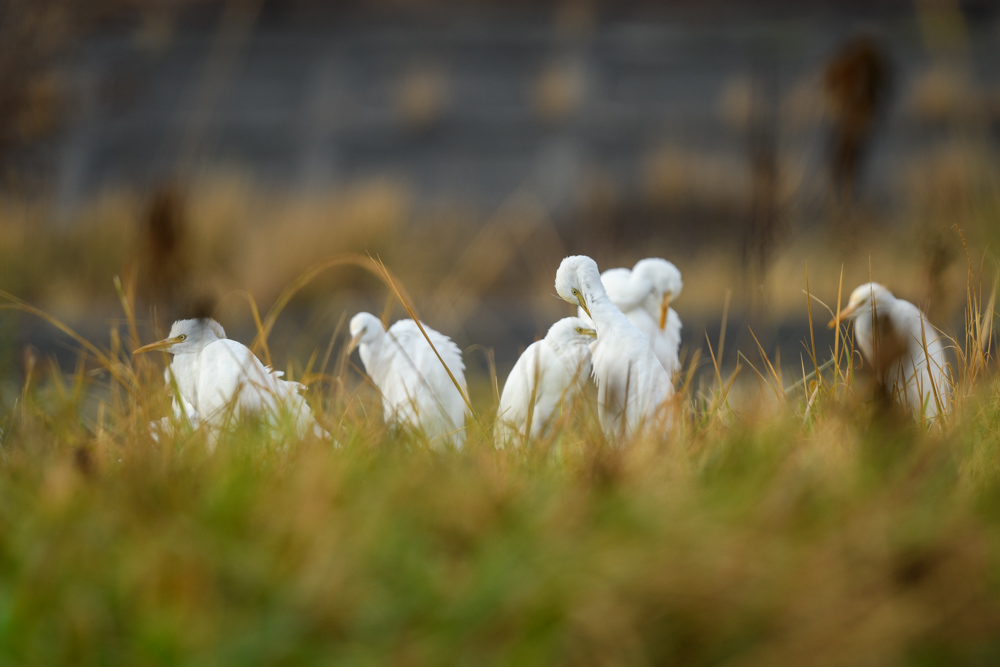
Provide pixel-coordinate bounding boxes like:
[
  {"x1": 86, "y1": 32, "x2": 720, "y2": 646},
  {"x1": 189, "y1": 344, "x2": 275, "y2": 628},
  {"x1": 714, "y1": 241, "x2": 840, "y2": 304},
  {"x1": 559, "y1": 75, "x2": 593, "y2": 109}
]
[{"x1": 2, "y1": 256, "x2": 1000, "y2": 666}]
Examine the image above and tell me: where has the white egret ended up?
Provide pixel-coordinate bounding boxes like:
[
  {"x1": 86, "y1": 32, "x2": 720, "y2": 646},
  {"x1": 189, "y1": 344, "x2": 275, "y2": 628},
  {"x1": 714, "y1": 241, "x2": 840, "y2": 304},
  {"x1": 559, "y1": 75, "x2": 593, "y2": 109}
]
[
  {"x1": 135, "y1": 318, "x2": 328, "y2": 440},
  {"x1": 578, "y1": 258, "x2": 684, "y2": 377},
  {"x1": 496, "y1": 317, "x2": 596, "y2": 446},
  {"x1": 556, "y1": 255, "x2": 674, "y2": 439},
  {"x1": 830, "y1": 282, "x2": 951, "y2": 421},
  {"x1": 349, "y1": 313, "x2": 469, "y2": 449}
]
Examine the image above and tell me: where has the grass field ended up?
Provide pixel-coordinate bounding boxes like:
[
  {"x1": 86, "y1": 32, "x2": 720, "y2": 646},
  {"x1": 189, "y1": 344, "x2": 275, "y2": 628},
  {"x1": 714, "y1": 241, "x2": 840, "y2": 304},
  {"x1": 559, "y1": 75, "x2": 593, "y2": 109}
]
[
  {"x1": 5, "y1": 1, "x2": 1000, "y2": 662},
  {"x1": 2, "y1": 240, "x2": 1000, "y2": 666}
]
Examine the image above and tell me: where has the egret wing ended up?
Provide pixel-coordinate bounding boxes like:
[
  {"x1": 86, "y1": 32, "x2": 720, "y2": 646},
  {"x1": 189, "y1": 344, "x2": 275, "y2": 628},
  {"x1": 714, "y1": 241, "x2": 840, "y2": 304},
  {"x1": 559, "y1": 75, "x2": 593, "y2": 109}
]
[
  {"x1": 624, "y1": 307, "x2": 682, "y2": 377},
  {"x1": 384, "y1": 320, "x2": 468, "y2": 446},
  {"x1": 891, "y1": 299, "x2": 951, "y2": 418},
  {"x1": 194, "y1": 339, "x2": 325, "y2": 437},
  {"x1": 388, "y1": 320, "x2": 466, "y2": 390},
  {"x1": 194, "y1": 339, "x2": 276, "y2": 423},
  {"x1": 591, "y1": 328, "x2": 672, "y2": 437},
  {"x1": 599, "y1": 268, "x2": 633, "y2": 305},
  {"x1": 497, "y1": 342, "x2": 540, "y2": 443}
]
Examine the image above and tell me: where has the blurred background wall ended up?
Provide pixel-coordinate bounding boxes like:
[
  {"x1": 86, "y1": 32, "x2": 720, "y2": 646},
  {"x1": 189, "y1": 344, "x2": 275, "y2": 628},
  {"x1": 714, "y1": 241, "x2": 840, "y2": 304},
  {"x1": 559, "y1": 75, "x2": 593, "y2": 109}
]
[
  {"x1": 17, "y1": 2, "x2": 998, "y2": 212},
  {"x1": 2, "y1": 0, "x2": 999, "y2": 391}
]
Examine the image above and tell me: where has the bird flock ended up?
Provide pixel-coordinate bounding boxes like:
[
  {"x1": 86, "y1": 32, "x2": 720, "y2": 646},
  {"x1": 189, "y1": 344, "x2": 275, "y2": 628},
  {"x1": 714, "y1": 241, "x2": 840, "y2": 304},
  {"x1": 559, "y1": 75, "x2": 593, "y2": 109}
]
[{"x1": 134, "y1": 255, "x2": 952, "y2": 447}]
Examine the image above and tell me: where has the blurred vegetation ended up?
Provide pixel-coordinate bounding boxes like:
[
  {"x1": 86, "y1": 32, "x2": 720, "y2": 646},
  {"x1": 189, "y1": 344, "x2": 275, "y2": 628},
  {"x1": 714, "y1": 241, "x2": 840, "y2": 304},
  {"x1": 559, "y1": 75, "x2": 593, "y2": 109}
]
[{"x1": 1, "y1": 260, "x2": 1000, "y2": 664}]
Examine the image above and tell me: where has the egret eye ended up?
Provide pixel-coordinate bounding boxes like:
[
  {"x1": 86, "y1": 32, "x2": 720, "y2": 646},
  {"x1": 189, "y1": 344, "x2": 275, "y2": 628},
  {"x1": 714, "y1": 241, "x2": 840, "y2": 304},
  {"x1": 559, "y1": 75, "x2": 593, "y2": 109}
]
[
  {"x1": 178, "y1": 334, "x2": 187, "y2": 341},
  {"x1": 571, "y1": 288, "x2": 579, "y2": 296},
  {"x1": 575, "y1": 327, "x2": 584, "y2": 334}
]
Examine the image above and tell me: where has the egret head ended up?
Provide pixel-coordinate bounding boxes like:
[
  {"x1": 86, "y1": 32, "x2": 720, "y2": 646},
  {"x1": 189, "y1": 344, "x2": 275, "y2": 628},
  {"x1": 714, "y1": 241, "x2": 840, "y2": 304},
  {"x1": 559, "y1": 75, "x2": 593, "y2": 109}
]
[
  {"x1": 546, "y1": 316, "x2": 597, "y2": 348},
  {"x1": 828, "y1": 282, "x2": 893, "y2": 328},
  {"x1": 546, "y1": 317, "x2": 596, "y2": 377},
  {"x1": 133, "y1": 318, "x2": 226, "y2": 356},
  {"x1": 555, "y1": 255, "x2": 601, "y2": 319},
  {"x1": 348, "y1": 312, "x2": 385, "y2": 354},
  {"x1": 633, "y1": 258, "x2": 683, "y2": 330}
]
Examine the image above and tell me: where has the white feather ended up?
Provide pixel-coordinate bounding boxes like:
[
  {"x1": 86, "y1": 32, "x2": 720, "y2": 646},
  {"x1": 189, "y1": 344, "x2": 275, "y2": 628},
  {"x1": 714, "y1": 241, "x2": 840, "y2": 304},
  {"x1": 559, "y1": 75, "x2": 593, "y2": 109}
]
[
  {"x1": 559, "y1": 256, "x2": 674, "y2": 439},
  {"x1": 838, "y1": 283, "x2": 951, "y2": 421},
  {"x1": 140, "y1": 318, "x2": 328, "y2": 442},
  {"x1": 496, "y1": 317, "x2": 593, "y2": 445},
  {"x1": 350, "y1": 313, "x2": 469, "y2": 449},
  {"x1": 578, "y1": 258, "x2": 683, "y2": 377}
]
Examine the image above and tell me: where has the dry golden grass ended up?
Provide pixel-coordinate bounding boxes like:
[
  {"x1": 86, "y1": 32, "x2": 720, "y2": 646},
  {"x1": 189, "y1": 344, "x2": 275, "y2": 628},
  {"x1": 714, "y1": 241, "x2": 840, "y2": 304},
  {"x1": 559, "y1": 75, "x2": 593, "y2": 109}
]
[
  {"x1": 3, "y1": 165, "x2": 994, "y2": 332},
  {"x1": 2, "y1": 253, "x2": 1000, "y2": 665}
]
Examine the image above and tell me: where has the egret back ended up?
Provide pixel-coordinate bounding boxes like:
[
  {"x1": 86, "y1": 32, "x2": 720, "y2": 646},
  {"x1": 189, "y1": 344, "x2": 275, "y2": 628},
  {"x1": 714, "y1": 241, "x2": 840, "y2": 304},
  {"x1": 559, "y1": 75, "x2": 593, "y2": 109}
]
[
  {"x1": 890, "y1": 299, "x2": 951, "y2": 419},
  {"x1": 853, "y1": 296, "x2": 951, "y2": 420},
  {"x1": 193, "y1": 339, "x2": 325, "y2": 438},
  {"x1": 371, "y1": 320, "x2": 469, "y2": 448},
  {"x1": 388, "y1": 320, "x2": 467, "y2": 389},
  {"x1": 600, "y1": 268, "x2": 646, "y2": 311}
]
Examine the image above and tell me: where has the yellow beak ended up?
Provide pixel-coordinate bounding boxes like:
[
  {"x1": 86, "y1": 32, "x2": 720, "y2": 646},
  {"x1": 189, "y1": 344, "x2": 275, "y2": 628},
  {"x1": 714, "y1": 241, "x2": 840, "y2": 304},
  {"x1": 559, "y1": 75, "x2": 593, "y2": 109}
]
[
  {"x1": 659, "y1": 293, "x2": 671, "y2": 330},
  {"x1": 581, "y1": 327, "x2": 597, "y2": 339},
  {"x1": 576, "y1": 294, "x2": 592, "y2": 320},
  {"x1": 133, "y1": 336, "x2": 183, "y2": 355},
  {"x1": 347, "y1": 332, "x2": 364, "y2": 355},
  {"x1": 828, "y1": 302, "x2": 861, "y2": 329}
]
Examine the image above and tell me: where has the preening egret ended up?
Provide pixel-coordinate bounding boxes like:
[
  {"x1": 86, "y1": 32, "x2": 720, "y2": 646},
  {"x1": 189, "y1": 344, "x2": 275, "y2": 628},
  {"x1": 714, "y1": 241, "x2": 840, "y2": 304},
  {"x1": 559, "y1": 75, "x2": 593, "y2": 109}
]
[
  {"x1": 578, "y1": 258, "x2": 684, "y2": 376},
  {"x1": 349, "y1": 312, "x2": 469, "y2": 449},
  {"x1": 134, "y1": 318, "x2": 328, "y2": 440},
  {"x1": 830, "y1": 282, "x2": 951, "y2": 420},
  {"x1": 496, "y1": 317, "x2": 595, "y2": 446},
  {"x1": 556, "y1": 255, "x2": 674, "y2": 439}
]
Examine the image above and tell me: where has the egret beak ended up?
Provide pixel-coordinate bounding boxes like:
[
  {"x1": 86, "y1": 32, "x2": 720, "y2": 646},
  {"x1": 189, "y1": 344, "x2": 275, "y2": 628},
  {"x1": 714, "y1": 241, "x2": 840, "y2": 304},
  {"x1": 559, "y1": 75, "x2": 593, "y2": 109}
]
[
  {"x1": 828, "y1": 302, "x2": 861, "y2": 329},
  {"x1": 132, "y1": 336, "x2": 183, "y2": 355},
  {"x1": 347, "y1": 332, "x2": 364, "y2": 355},
  {"x1": 659, "y1": 293, "x2": 671, "y2": 330},
  {"x1": 576, "y1": 294, "x2": 592, "y2": 320},
  {"x1": 580, "y1": 327, "x2": 597, "y2": 339}
]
